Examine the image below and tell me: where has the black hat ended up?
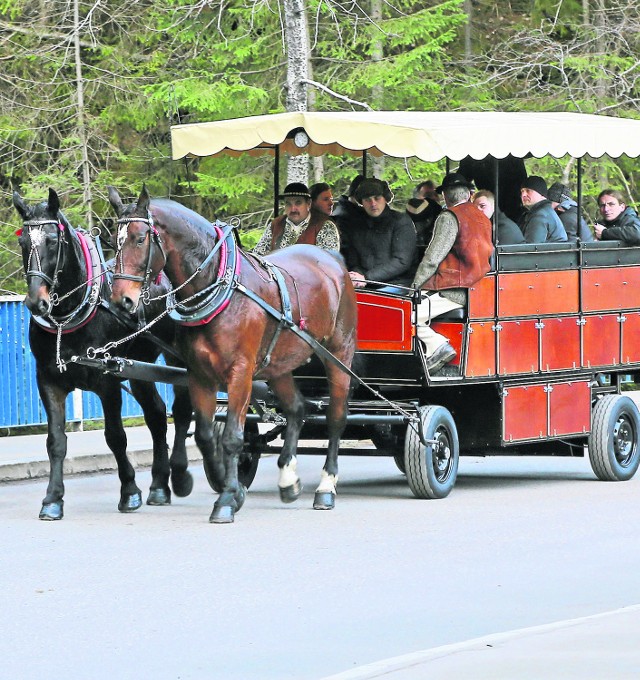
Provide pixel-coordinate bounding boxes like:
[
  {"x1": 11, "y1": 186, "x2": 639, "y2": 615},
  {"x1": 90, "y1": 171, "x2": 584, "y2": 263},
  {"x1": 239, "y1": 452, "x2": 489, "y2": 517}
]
[
  {"x1": 279, "y1": 182, "x2": 311, "y2": 200},
  {"x1": 354, "y1": 178, "x2": 393, "y2": 203},
  {"x1": 436, "y1": 172, "x2": 474, "y2": 193},
  {"x1": 521, "y1": 175, "x2": 548, "y2": 198},
  {"x1": 347, "y1": 174, "x2": 365, "y2": 197},
  {"x1": 547, "y1": 182, "x2": 572, "y2": 203}
]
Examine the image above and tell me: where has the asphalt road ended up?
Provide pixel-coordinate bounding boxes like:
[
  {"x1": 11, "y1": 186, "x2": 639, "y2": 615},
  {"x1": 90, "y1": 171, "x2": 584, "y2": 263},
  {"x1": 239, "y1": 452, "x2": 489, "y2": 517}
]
[{"x1": 2, "y1": 452, "x2": 640, "y2": 679}]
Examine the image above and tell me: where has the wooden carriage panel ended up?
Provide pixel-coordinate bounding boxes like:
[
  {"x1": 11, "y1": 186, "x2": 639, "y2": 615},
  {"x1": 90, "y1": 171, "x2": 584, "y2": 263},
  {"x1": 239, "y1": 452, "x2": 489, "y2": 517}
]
[
  {"x1": 549, "y1": 381, "x2": 591, "y2": 437},
  {"x1": 497, "y1": 270, "x2": 579, "y2": 318},
  {"x1": 465, "y1": 322, "x2": 496, "y2": 377},
  {"x1": 468, "y1": 274, "x2": 496, "y2": 319},
  {"x1": 581, "y1": 314, "x2": 620, "y2": 368},
  {"x1": 621, "y1": 312, "x2": 640, "y2": 365},
  {"x1": 618, "y1": 266, "x2": 640, "y2": 309},
  {"x1": 430, "y1": 322, "x2": 463, "y2": 366},
  {"x1": 581, "y1": 268, "x2": 624, "y2": 312},
  {"x1": 355, "y1": 292, "x2": 413, "y2": 352},
  {"x1": 498, "y1": 320, "x2": 539, "y2": 375},
  {"x1": 540, "y1": 317, "x2": 581, "y2": 372},
  {"x1": 503, "y1": 384, "x2": 547, "y2": 441}
]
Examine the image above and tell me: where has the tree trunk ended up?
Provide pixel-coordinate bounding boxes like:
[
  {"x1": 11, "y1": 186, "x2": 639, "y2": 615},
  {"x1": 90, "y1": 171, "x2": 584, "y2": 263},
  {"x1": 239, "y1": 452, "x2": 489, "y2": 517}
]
[
  {"x1": 283, "y1": 0, "x2": 309, "y2": 184},
  {"x1": 370, "y1": 0, "x2": 384, "y2": 178}
]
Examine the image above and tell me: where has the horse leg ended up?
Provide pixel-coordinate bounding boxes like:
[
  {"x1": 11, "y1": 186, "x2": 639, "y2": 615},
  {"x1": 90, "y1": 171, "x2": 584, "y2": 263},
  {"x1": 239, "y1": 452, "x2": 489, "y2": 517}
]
[
  {"x1": 37, "y1": 378, "x2": 70, "y2": 520},
  {"x1": 269, "y1": 373, "x2": 305, "y2": 504},
  {"x1": 100, "y1": 385, "x2": 143, "y2": 513},
  {"x1": 313, "y1": 357, "x2": 353, "y2": 510},
  {"x1": 168, "y1": 384, "x2": 194, "y2": 497},
  {"x1": 209, "y1": 370, "x2": 253, "y2": 524},
  {"x1": 129, "y1": 379, "x2": 171, "y2": 506}
]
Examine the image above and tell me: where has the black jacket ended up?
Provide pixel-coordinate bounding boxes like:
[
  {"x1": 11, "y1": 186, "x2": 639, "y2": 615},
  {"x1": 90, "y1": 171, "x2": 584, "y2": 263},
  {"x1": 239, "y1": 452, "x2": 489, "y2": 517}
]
[
  {"x1": 600, "y1": 207, "x2": 640, "y2": 245},
  {"x1": 346, "y1": 206, "x2": 417, "y2": 285}
]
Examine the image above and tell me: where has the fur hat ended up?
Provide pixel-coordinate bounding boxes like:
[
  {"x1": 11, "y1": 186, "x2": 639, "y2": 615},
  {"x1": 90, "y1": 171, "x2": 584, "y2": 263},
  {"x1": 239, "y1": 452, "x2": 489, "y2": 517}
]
[
  {"x1": 547, "y1": 182, "x2": 572, "y2": 203},
  {"x1": 436, "y1": 172, "x2": 474, "y2": 193},
  {"x1": 354, "y1": 178, "x2": 393, "y2": 203},
  {"x1": 347, "y1": 174, "x2": 365, "y2": 197},
  {"x1": 521, "y1": 175, "x2": 548, "y2": 198},
  {"x1": 279, "y1": 182, "x2": 311, "y2": 200}
]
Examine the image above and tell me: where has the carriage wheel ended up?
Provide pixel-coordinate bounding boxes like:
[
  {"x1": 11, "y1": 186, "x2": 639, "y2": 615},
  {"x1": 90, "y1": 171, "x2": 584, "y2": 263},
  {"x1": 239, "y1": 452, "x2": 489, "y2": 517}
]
[
  {"x1": 404, "y1": 405, "x2": 459, "y2": 499},
  {"x1": 370, "y1": 424, "x2": 406, "y2": 474},
  {"x1": 588, "y1": 394, "x2": 640, "y2": 481},
  {"x1": 203, "y1": 420, "x2": 261, "y2": 493}
]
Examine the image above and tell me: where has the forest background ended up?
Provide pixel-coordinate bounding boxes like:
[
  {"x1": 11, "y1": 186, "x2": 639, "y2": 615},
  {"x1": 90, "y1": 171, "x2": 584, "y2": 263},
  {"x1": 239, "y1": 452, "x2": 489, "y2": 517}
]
[{"x1": 1, "y1": 0, "x2": 639, "y2": 294}]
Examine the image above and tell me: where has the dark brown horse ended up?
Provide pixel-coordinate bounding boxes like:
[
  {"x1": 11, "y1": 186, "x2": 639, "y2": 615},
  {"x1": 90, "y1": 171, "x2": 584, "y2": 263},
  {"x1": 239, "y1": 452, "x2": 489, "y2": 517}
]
[
  {"x1": 109, "y1": 186, "x2": 357, "y2": 523},
  {"x1": 13, "y1": 188, "x2": 194, "y2": 520}
]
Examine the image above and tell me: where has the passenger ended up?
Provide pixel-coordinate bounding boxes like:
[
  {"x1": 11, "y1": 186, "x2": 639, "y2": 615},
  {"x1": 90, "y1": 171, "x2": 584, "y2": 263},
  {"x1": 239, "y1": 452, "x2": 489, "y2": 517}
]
[
  {"x1": 593, "y1": 189, "x2": 640, "y2": 245},
  {"x1": 346, "y1": 178, "x2": 417, "y2": 289},
  {"x1": 518, "y1": 176, "x2": 568, "y2": 243},
  {"x1": 406, "y1": 180, "x2": 443, "y2": 256},
  {"x1": 547, "y1": 182, "x2": 593, "y2": 243},
  {"x1": 331, "y1": 174, "x2": 368, "y2": 259},
  {"x1": 458, "y1": 154, "x2": 527, "y2": 223},
  {"x1": 472, "y1": 190, "x2": 525, "y2": 245},
  {"x1": 413, "y1": 173, "x2": 494, "y2": 373},
  {"x1": 253, "y1": 182, "x2": 340, "y2": 256},
  {"x1": 310, "y1": 182, "x2": 334, "y2": 216}
]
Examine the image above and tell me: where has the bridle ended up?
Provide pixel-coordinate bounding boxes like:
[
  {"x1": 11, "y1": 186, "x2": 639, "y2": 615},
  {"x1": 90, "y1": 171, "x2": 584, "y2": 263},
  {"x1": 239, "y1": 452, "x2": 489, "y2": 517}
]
[
  {"x1": 21, "y1": 218, "x2": 66, "y2": 291},
  {"x1": 113, "y1": 212, "x2": 167, "y2": 299}
]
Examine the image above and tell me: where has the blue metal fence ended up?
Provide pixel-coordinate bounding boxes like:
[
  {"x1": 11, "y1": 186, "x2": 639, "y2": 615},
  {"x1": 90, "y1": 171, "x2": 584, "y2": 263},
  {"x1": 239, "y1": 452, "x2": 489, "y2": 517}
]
[{"x1": 0, "y1": 296, "x2": 175, "y2": 428}]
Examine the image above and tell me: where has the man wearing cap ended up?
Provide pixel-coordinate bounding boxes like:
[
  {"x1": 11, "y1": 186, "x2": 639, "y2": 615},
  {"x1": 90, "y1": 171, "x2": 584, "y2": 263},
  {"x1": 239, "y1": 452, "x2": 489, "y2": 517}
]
[
  {"x1": 412, "y1": 172, "x2": 494, "y2": 373},
  {"x1": 346, "y1": 177, "x2": 417, "y2": 288},
  {"x1": 547, "y1": 182, "x2": 593, "y2": 243},
  {"x1": 253, "y1": 182, "x2": 340, "y2": 256},
  {"x1": 519, "y1": 176, "x2": 568, "y2": 243}
]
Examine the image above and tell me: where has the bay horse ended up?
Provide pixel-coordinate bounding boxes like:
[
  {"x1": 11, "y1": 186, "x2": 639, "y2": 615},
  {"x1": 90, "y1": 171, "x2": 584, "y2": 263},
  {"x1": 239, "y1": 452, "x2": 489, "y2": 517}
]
[
  {"x1": 12, "y1": 188, "x2": 194, "y2": 520},
  {"x1": 108, "y1": 185, "x2": 357, "y2": 523}
]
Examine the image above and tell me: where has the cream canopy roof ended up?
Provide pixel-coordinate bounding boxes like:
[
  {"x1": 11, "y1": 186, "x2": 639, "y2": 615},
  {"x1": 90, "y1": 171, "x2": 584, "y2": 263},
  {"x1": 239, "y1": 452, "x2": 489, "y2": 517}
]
[{"x1": 171, "y1": 111, "x2": 640, "y2": 162}]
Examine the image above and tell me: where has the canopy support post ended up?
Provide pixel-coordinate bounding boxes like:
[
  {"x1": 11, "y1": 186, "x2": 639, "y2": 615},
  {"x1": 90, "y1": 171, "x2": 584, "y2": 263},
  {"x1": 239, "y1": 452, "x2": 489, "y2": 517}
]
[
  {"x1": 273, "y1": 145, "x2": 280, "y2": 219},
  {"x1": 576, "y1": 156, "x2": 583, "y2": 240},
  {"x1": 362, "y1": 151, "x2": 367, "y2": 177}
]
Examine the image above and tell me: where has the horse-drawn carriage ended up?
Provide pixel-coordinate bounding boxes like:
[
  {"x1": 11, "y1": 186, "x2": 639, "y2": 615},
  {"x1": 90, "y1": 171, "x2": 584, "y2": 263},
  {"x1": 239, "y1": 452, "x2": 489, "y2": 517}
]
[
  {"x1": 15, "y1": 111, "x2": 640, "y2": 523},
  {"x1": 166, "y1": 111, "x2": 640, "y2": 502}
]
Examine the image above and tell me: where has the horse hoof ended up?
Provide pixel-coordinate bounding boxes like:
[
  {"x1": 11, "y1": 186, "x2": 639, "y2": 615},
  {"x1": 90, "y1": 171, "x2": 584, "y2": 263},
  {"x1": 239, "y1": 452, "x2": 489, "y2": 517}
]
[
  {"x1": 279, "y1": 480, "x2": 303, "y2": 504},
  {"x1": 118, "y1": 492, "x2": 143, "y2": 513},
  {"x1": 210, "y1": 504, "x2": 235, "y2": 524},
  {"x1": 171, "y1": 470, "x2": 194, "y2": 498},
  {"x1": 39, "y1": 502, "x2": 64, "y2": 520},
  {"x1": 235, "y1": 485, "x2": 247, "y2": 512},
  {"x1": 313, "y1": 491, "x2": 335, "y2": 510},
  {"x1": 147, "y1": 488, "x2": 171, "y2": 506}
]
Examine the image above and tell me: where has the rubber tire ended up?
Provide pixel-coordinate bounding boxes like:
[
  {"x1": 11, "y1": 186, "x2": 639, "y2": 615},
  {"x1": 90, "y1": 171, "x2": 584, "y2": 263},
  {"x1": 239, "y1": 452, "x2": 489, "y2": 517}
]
[
  {"x1": 203, "y1": 421, "x2": 261, "y2": 493},
  {"x1": 405, "y1": 405, "x2": 459, "y2": 499},
  {"x1": 588, "y1": 394, "x2": 640, "y2": 481},
  {"x1": 370, "y1": 426, "x2": 406, "y2": 474}
]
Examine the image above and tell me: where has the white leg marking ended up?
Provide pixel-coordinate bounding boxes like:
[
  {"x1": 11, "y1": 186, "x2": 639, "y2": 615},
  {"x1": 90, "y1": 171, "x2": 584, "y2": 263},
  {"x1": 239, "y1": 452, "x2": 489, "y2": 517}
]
[
  {"x1": 315, "y1": 469, "x2": 338, "y2": 494},
  {"x1": 278, "y1": 457, "x2": 299, "y2": 489}
]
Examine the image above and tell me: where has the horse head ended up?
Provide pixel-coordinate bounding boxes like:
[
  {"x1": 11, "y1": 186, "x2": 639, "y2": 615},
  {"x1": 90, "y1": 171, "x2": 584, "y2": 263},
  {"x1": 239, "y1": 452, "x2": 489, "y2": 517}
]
[
  {"x1": 108, "y1": 185, "x2": 166, "y2": 314},
  {"x1": 12, "y1": 188, "x2": 71, "y2": 317}
]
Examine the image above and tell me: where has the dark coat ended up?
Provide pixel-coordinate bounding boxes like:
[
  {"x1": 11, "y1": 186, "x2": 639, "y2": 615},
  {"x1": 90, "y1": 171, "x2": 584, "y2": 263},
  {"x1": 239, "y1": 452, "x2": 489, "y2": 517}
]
[
  {"x1": 495, "y1": 208, "x2": 525, "y2": 245},
  {"x1": 347, "y1": 205, "x2": 417, "y2": 286},
  {"x1": 600, "y1": 207, "x2": 640, "y2": 245},
  {"x1": 557, "y1": 201, "x2": 593, "y2": 243},
  {"x1": 519, "y1": 199, "x2": 568, "y2": 243},
  {"x1": 332, "y1": 195, "x2": 368, "y2": 259}
]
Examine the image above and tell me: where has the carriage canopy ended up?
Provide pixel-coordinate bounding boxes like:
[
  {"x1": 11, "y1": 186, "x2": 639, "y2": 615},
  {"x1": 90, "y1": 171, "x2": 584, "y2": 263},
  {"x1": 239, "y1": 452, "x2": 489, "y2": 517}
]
[{"x1": 170, "y1": 111, "x2": 640, "y2": 163}]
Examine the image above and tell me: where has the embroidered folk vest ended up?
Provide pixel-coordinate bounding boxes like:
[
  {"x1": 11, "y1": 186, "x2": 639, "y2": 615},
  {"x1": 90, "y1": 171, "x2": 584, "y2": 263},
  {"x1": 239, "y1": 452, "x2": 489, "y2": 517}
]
[
  {"x1": 269, "y1": 208, "x2": 327, "y2": 251},
  {"x1": 422, "y1": 202, "x2": 494, "y2": 290}
]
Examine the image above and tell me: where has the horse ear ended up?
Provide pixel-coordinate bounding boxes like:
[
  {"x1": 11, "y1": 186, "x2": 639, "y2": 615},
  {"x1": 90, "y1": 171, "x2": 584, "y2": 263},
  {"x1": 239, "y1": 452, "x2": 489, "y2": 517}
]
[
  {"x1": 47, "y1": 188, "x2": 60, "y2": 215},
  {"x1": 107, "y1": 186, "x2": 124, "y2": 216},
  {"x1": 137, "y1": 184, "x2": 151, "y2": 213},
  {"x1": 12, "y1": 191, "x2": 28, "y2": 219}
]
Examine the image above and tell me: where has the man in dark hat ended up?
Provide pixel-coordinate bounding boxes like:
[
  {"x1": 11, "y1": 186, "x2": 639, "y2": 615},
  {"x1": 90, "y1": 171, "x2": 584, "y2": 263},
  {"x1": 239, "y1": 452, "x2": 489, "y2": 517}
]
[
  {"x1": 547, "y1": 182, "x2": 593, "y2": 243},
  {"x1": 518, "y1": 176, "x2": 568, "y2": 243},
  {"x1": 345, "y1": 177, "x2": 417, "y2": 289},
  {"x1": 406, "y1": 180, "x2": 443, "y2": 259},
  {"x1": 253, "y1": 181, "x2": 340, "y2": 255},
  {"x1": 413, "y1": 172, "x2": 494, "y2": 373}
]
